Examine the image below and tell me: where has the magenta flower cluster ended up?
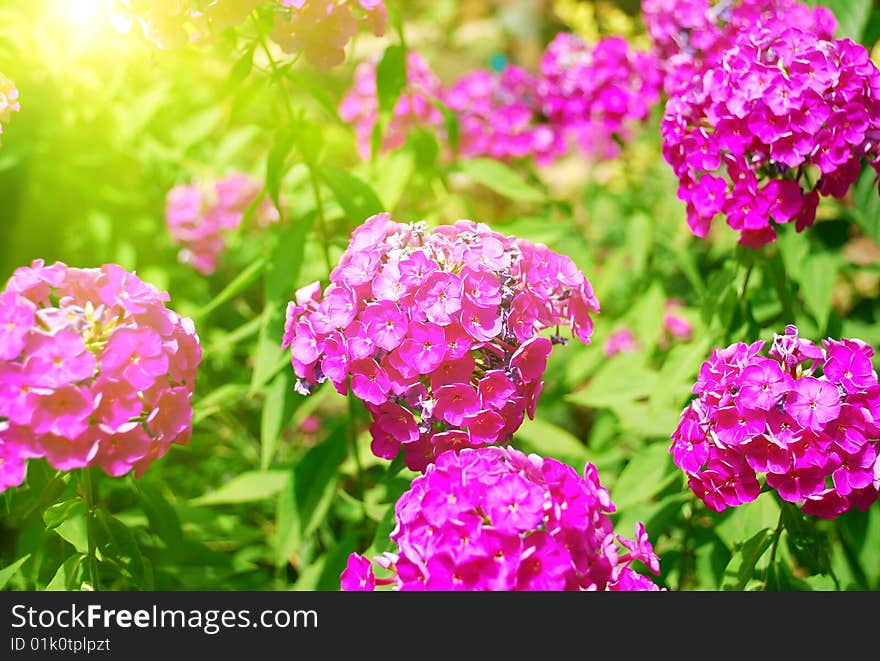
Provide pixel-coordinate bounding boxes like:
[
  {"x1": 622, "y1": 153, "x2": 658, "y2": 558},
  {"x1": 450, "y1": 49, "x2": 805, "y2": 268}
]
[
  {"x1": 537, "y1": 33, "x2": 662, "y2": 160},
  {"x1": 340, "y1": 33, "x2": 661, "y2": 163},
  {"x1": 444, "y1": 66, "x2": 566, "y2": 166},
  {"x1": 165, "y1": 172, "x2": 280, "y2": 275},
  {"x1": 0, "y1": 260, "x2": 202, "y2": 492},
  {"x1": 671, "y1": 325, "x2": 880, "y2": 519},
  {"x1": 340, "y1": 446, "x2": 662, "y2": 591},
  {"x1": 283, "y1": 213, "x2": 599, "y2": 471},
  {"x1": 642, "y1": 0, "x2": 836, "y2": 95},
  {"x1": 271, "y1": 0, "x2": 387, "y2": 71},
  {"x1": 662, "y1": 23, "x2": 880, "y2": 247}
]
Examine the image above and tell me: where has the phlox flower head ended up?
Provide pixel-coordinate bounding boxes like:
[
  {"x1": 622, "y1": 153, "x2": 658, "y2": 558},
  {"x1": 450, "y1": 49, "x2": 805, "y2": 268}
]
[
  {"x1": 165, "y1": 172, "x2": 280, "y2": 275},
  {"x1": 662, "y1": 23, "x2": 880, "y2": 247},
  {"x1": 0, "y1": 260, "x2": 202, "y2": 491},
  {"x1": 283, "y1": 213, "x2": 599, "y2": 470},
  {"x1": 271, "y1": 1, "x2": 386, "y2": 71},
  {"x1": 0, "y1": 72, "x2": 20, "y2": 136},
  {"x1": 338, "y1": 51, "x2": 443, "y2": 160},
  {"x1": 341, "y1": 446, "x2": 663, "y2": 591},
  {"x1": 537, "y1": 33, "x2": 662, "y2": 160},
  {"x1": 671, "y1": 325, "x2": 880, "y2": 518},
  {"x1": 443, "y1": 66, "x2": 566, "y2": 165},
  {"x1": 643, "y1": 0, "x2": 836, "y2": 95}
]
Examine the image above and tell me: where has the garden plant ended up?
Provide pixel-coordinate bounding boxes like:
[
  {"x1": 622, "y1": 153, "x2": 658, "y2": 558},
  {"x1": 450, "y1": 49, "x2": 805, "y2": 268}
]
[{"x1": 1, "y1": 0, "x2": 879, "y2": 593}]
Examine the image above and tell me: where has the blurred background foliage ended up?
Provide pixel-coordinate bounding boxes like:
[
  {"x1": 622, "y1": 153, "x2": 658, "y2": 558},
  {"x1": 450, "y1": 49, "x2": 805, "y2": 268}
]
[{"x1": 1, "y1": 0, "x2": 879, "y2": 591}]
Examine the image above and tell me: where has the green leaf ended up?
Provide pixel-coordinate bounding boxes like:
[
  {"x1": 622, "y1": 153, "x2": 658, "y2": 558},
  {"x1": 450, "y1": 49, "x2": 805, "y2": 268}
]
[
  {"x1": 514, "y1": 417, "x2": 589, "y2": 467},
  {"x1": 722, "y1": 528, "x2": 774, "y2": 590},
  {"x1": 851, "y1": 165, "x2": 880, "y2": 242},
  {"x1": 818, "y1": 0, "x2": 872, "y2": 41},
  {"x1": 628, "y1": 212, "x2": 653, "y2": 279},
  {"x1": 371, "y1": 150, "x2": 415, "y2": 212},
  {"x1": 275, "y1": 424, "x2": 348, "y2": 560},
  {"x1": 609, "y1": 442, "x2": 677, "y2": 510},
  {"x1": 45, "y1": 555, "x2": 84, "y2": 591},
  {"x1": 456, "y1": 158, "x2": 546, "y2": 203},
  {"x1": 250, "y1": 212, "x2": 315, "y2": 393},
  {"x1": 43, "y1": 499, "x2": 87, "y2": 530},
  {"x1": 192, "y1": 256, "x2": 267, "y2": 321},
  {"x1": 95, "y1": 510, "x2": 145, "y2": 586},
  {"x1": 376, "y1": 44, "x2": 407, "y2": 115},
  {"x1": 0, "y1": 554, "x2": 31, "y2": 590},
  {"x1": 799, "y1": 252, "x2": 839, "y2": 334},
  {"x1": 261, "y1": 371, "x2": 295, "y2": 470},
  {"x1": 566, "y1": 352, "x2": 658, "y2": 410},
  {"x1": 715, "y1": 492, "x2": 781, "y2": 551},
  {"x1": 320, "y1": 166, "x2": 385, "y2": 224},
  {"x1": 649, "y1": 337, "x2": 712, "y2": 412},
  {"x1": 191, "y1": 471, "x2": 291, "y2": 506},
  {"x1": 266, "y1": 128, "x2": 296, "y2": 216},
  {"x1": 54, "y1": 515, "x2": 89, "y2": 554},
  {"x1": 227, "y1": 42, "x2": 256, "y2": 89},
  {"x1": 134, "y1": 483, "x2": 183, "y2": 547}
]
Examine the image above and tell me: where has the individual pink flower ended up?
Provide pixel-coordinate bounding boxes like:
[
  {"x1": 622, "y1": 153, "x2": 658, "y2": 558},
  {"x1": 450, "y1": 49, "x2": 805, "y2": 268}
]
[
  {"x1": 340, "y1": 446, "x2": 662, "y2": 591},
  {"x1": 671, "y1": 325, "x2": 880, "y2": 518},
  {"x1": 165, "y1": 172, "x2": 281, "y2": 275},
  {"x1": 285, "y1": 214, "x2": 599, "y2": 468},
  {"x1": 0, "y1": 260, "x2": 202, "y2": 491},
  {"x1": 603, "y1": 328, "x2": 639, "y2": 357}
]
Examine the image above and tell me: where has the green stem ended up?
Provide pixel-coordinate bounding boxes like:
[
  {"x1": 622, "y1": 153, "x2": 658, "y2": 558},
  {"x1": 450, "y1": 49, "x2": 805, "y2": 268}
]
[
  {"x1": 79, "y1": 468, "x2": 99, "y2": 591},
  {"x1": 253, "y1": 16, "x2": 295, "y2": 123},
  {"x1": 307, "y1": 165, "x2": 334, "y2": 275},
  {"x1": 348, "y1": 393, "x2": 366, "y2": 505},
  {"x1": 764, "y1": 506, "x2": 785, "y2": 591}
]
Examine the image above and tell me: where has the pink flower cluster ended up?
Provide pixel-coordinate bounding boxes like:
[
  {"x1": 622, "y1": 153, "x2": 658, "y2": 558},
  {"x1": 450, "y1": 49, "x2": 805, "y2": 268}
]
[
  {"x1": 340, "y1": 33, "x2": 661, "y2": 163},
  {"x1": 444, "y1": 66, "x2": 565, "y2": 166},
  {"x1": 340, "y1": 446, "x2": 662, "y2": 590},
  {"x1": 0, "y1": 72, "x2": 20, "y2": 136},
  {"x1": 271, "y1": 1, "x2": 387, "y2": 70},
  {"x1": 662, "y1": 24, "x2": 880, "y2": 247},
  {"x1": 339, "y1": 51, "x2": 444, "y2": 161},
  {"x1": 165, "y1": 172, "x2": 280, "y2": 275},
  {"x1": 282, "y1": 213, "x2": 599, "y2": 471},
  {"x1": 0, "y1": 260, "x2": 202, "y2": 492},
  {"x1": 671, "y1": 325, "x2": 880, "y2": 519},
  {"x1": 642, "y1": 0, "x2": 837, "y2": 95},
  {"x1": 537, "y1": 34, "x2": 662, "y2": 160}
]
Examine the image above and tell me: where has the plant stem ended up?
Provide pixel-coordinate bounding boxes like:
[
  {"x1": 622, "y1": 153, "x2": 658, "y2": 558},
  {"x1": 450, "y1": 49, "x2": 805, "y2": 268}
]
[
  {"x1": 348, "y1": 393, "x2": 366, "y2": 506},
  {"x1": 765, "y1": 508, "x2": 785, "y2": 591},
  {"x1": 307, "y1": 166, "x2": 334, "y2": 274},
  {"x1": 80, "y1": 468, "x2": 99, "y2": 591}
]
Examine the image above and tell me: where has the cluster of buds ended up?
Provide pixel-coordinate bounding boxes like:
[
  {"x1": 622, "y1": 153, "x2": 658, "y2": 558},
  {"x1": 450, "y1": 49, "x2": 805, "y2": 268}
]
[
  {"x1": 341, "y1": 446, "x2": 663, "y2": 591},
  {"x1": 0, "y1": 261, "x2": 202, "y2": 491},
  {"x1": 283, "y1": 213, "x2": 599, "y2": 471},
  {"x1": 671, "y1": 325, "x2": 880, "y2": 518}
]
